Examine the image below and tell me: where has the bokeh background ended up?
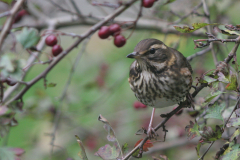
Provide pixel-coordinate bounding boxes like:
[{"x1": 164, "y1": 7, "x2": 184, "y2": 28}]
[{"x1": 1, "y1": 0, "x2": 240, "y2": 159}]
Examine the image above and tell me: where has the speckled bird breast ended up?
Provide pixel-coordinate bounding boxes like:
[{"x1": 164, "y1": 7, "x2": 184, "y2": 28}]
[{"x1": 128, "y1": 61, "x2": 192, "y2": 108}]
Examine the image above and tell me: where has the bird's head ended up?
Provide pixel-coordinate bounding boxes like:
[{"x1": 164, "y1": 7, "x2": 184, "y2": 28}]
[{"x1": 127, "y1": 39, "x2": 176, "y2": 72}]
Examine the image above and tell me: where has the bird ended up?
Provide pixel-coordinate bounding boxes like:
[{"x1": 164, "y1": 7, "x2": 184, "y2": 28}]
[{"x1": 127, "y1": 38, "x2": 193, "y2": 138}]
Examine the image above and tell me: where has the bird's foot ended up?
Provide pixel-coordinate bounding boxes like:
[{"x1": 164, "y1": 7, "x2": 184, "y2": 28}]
[
  {"x1": 187, "y1": 93, "x2": 195, "y2": 110},
  {"x1": 147, "y1": 126, "x2": 158, "y2": 139}
]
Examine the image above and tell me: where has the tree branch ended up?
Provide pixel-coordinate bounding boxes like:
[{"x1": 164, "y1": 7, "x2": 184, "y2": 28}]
[{"x1": 0, "y1": 0, "x2": 26, "y2": 51}]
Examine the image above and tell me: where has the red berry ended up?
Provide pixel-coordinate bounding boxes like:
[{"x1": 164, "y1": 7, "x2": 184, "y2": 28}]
[
  {"x1": 45, "y1": 35, "x2": 58, "y2": 46},
  {"x1": 142, "y1": 0, "x2": 155, "y2": 8},
  {"x1": 109, "y1": 24, "x2": 121, "y2": 35},
  {"x1": 6, "y1": 78, "x2": 17, "y2": 86},
  {"x1": 52, "y1": 45, "x2": 63, "y2": 57},
  {"x1": 13, "y1": 10, "x2": 28, "y2": 23},
  {"x1": 98, "y1": 26, "x2": 111, "y2": 39},
  {"x1": 133, "y1": 101, "x2": 147, "y2": 109},
  {"x1": 173, "y1": 106, "x2": 183, "y2": 116},
  {"x1": 114, "y1": 35, "x2": 126, "y2": 47}
]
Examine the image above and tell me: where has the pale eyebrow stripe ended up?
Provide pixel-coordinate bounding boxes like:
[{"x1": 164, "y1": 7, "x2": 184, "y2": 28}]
[{"x1": 150, "y1": 44, "x2": 167, "y2": 49}]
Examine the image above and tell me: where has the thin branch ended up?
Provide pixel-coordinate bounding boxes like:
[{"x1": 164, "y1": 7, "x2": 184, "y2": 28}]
[
  {"x1": 3, "y1": 0, "x2": 139, "y2": 106},
  {"x1": 198, "y1": 141, "x2": 215, "y2": 160},
  {"x1": 0, "y1": 11, "x2": 10, "y2": 18},
  {"x1": 172, "y1": 2, "x2": 203, "y2": 24},
  {"x1": 0, "y1": 0, "x2": 26, "y2": 51},
  {"x1": 187, "y1": 47, "x2": 211, "y2": 61},
  {"x1": 69, "y1": 0, "x2": 84, "y2": 19}
]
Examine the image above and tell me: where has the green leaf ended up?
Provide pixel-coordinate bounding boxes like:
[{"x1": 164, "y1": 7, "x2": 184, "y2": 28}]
[
  {"x1": 0, "y1": 0, "x2": 13, "y2": 5},
  {"x1": 217, "y1": 72, "x2": 230, "y2": 83},
  {"x1": 94, "y1": 142, "x2": 120, "y2": 159},
  {"x1": 164, "y1": 0, "x2": 175, "y2": 5},
  {"x1": 75, "y1": 135, "x2": 88, "y2": 160},
  {"x1": 204, "y1": 102, "x2": 225, "y2": 122},
  {"x1": 226, "y1": 118, "x2": 240, "y2": 127},
  {"x1": 230, "y1": 129, "x2": 240, "y2": 142},
  {"x1": 0, "y1": 147, "x2": 15, "y2": 160},
  {"x1": 199, "y1": 75, "x2": 217, "y2": 84},
  {"x1": 195, "y1": 143, "x2": 202, "y2": 157},
  {"x1": 16, "y1": 27, "x2": 40, "y2": 49},
  {"x1": 226, "y1": 74, "x2": 238, "y2": 91},
  {"x1": 204, "y1": 91, "x2": 223, "y2": 103},
  {"x1": 47, "y1": 83, "x2": 57, "y2": 87},
  {"x1": 0, "y1": 55, "x2": 14, "y2": 72},
  {"x1": 174, "y1": 23, "x2": 218, "y2": 33},
  {"x1": 222, "y1": 143, "x2": 240, "y2": 160},
  {"x1": 185, "y1": 121, "x2": 200, "y2": 140},
  {"x1": 98, "y1": 115, "x2": 116, "y2": 142},
  {"x1": 122, "y1": 143, "x2": 128, "y2": 154}
]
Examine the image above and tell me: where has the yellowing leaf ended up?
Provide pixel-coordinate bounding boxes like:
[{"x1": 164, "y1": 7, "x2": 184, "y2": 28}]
[
  {"x1": 174, "y1": 23, "x2": 218, "y2": 33},
  {"x1": 185, "y1": 121, "x2": 200, "y2": 140},
  {"x1": 98, "y1": 114, "x2": 116, "y2": 142}
]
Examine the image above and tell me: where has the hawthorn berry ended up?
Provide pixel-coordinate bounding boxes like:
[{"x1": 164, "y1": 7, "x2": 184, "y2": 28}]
[
  {"x1": 14, "y1": 10, "x2": 28, "y2": 23},
  {"x1": 109, "y1": 24, "x2": 121, "y2": 35},
  {"x1": 142, "y1": 0, "x2": 155, "y2": 8},
  {"x1": 45, "y1": 35, "x2": 58, "y2": 46},
  {"x1": 52, "y1": 45, "x2": 63, "y2": 57},
  {"x1": 133, "y1": 101, "x2": 147, "y2": 109},
  {"x1": 6, "y1": 78, "x2": 17, "y2": 86},
  {"x1": 114, "y1": 35, "x2": 126, "y2": 47},
  {"x1": 98, "y1": 26, "x2": 111, "y2": 39}
]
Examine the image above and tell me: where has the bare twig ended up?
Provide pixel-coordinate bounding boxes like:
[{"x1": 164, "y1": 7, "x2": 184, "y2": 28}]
[
  {"x1": 187, "y1": 47, "x2": 211, "y2": 61},
  {"x1": 0, "y1": 0, "x2": 26, "y2": 50}
]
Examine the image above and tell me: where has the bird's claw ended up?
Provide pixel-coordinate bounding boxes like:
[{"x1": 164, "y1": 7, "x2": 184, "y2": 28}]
[{"x1": 147, "y1": 127, "x2": 158, "y2": 139}]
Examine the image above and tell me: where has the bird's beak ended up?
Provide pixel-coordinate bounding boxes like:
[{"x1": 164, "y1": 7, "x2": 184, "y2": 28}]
[{"x1": 126, "y1": 52, "x2": 138, "y2": 58}]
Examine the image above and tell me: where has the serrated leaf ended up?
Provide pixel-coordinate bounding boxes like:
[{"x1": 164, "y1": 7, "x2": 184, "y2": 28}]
[
  {"x1": 98, "y1": 114, "x2": 116, "y2": 142},
  {"x1": 0, "y1": 0, "x2": 13, "y2": 5},
  {"x1": 226, "y1": 118, "x2": 240, "y2": 127},
  {"x1": 174, "y1": 23, "x2": 218, "y2": 33},
  {"x1": 47, "y1": 83, "x2": 57, "y2": 87},
  {"x1": 16, "y1": 27, "x2": 40, "y2": 49},
  {"x1": 203, "y1": 75, "x2": 217, "y2": 83},
  {"x1": 204, "y1": 91, "x2": 223, "y2": 103},
  {"x1": 222, "y1": 143, "x2": 240, "y2": 160},
  {"x1": 204, "y1": 102, "x2": 225, "y2": 122},
  {"x1": 185, "y1": 121, "x2": 200, "y2": 140},
  {"x1": 94, "y1": 142, "x2": 120, "y2": 159},
  {"x1": 75, "y1": 135, "x2": 88, "y2": 160},
  {"x1": 0, "y1": 147, "x2": 15, "y2": 160},
  {"x1": 221, "y1": 29, "x2": 240, "y2": 36},
  {"x1": 230, "y1": 129, "x2": 240, "y2": 141}
]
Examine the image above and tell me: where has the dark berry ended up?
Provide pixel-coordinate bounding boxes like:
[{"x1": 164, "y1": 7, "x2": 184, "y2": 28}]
[
  {"x1": 52, "y1": 45, "x2": 63, "y2": 57},
  {"x1": 173, "y1": 106, "x2": 183, "y2": 116},
  {"x1": 98, "y1": 26, "x2": 111, "y2": 39},
  {"x1": 142, "y1": 0, "x2": 155, "y2": 8},
  {"x1": 114, "y1": 35, "x2": 126, "y2": 47},
  {"x1": 13, "y1": 10, "x2": 28, "y2": 23},
  {"x1": 109, "y1": 24, "x2": 121, "y2": 35},
  {"x1": 6, "y1": 78, "x2": 17, "y2": 86},
  {"x1": 133, "y1": 101, "x2": 147, "y2": 109},
  {"x1": 45, "y1": 35, "x2": 58, "y2": 46}
]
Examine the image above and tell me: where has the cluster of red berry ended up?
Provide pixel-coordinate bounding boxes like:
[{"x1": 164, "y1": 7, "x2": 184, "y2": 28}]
[
  {"x1": 1, "y1": 77, "x2": 17, "y2": 86},
  {"x1": 98, "y1": 24, "x2": 126, "y2": 48},
  {"x1": 142, "y1": 0, "x2": 156, "y2": 8},
  {"x1": 45, "y1": 35, "x2": 63, "y2": 57}
]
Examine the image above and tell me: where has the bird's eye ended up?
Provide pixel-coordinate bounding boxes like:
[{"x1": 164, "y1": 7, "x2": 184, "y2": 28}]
[{"x1": 149, "y1": 48, "x2": 155, "y2": 54}]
